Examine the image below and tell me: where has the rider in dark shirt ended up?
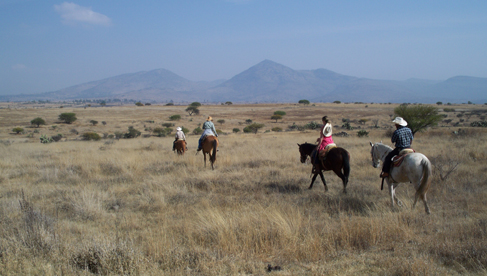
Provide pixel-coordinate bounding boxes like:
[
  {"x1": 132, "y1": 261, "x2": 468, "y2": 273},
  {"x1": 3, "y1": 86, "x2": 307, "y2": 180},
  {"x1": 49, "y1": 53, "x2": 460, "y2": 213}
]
[{"x1": 380, "y1": 117, "x2": 413, "y2": 178}]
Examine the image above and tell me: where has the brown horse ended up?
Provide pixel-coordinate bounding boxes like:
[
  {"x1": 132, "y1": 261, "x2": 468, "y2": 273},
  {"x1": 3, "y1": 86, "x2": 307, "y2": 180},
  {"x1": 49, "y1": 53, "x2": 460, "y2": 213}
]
[
  {"x1": 201, "y1": 136, "x2": 218, "y2": 170},
  {"x1": 174, "y1": 140, "x2": 186, "y2": 155},
  {"x1": 298, "y1": 142, "x2": 350, "y2": 193}
]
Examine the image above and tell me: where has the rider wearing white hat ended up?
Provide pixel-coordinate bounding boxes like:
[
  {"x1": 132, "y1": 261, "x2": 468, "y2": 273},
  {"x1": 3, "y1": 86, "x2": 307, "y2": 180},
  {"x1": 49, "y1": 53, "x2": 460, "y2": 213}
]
[
  {"x1": 173, "y1": 126, "x2": 186, "y2": 151},
  {"x1": 380, "y1": 117, "x2": 413, "y2": 178}
]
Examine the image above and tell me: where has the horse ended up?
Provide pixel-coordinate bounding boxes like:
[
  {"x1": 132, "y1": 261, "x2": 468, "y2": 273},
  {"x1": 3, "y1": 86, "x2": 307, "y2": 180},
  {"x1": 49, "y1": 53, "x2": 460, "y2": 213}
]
[
  {"x1": 201, "y1": 136, "x2": 218, "y2": 170},
  {"x1": 297, "y1": 142, "x2": 350, "y2": 193},
  {"x1": 174, "y1": 140, "x2": 186, "y2": 155},
  {"x1": 369, "y1": 142, "x2": 432, "y2": 214}
]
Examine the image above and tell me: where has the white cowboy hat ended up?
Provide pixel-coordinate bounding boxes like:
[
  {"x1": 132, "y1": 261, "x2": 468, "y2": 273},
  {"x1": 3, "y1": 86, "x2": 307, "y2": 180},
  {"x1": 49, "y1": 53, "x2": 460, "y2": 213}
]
[
  {"x1": 392, "y1": 117, "x2": 408, "y2": 126},
  {"x1": 176, "y1": 127, "x2": 182, "y2": 131}
]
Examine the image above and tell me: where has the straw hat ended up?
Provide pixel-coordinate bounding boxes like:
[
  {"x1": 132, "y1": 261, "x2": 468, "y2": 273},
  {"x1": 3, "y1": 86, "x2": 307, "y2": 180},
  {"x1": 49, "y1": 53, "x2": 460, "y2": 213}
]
[
  {"x1": 176, "y1": 127, "x2": 182, "y2": 131},
  {"x1": 392, "y1": 117, "x2": 407, "y2": 126},
  {"x1": 207, "y1": 116, "x2": 213, "y2": 121}
]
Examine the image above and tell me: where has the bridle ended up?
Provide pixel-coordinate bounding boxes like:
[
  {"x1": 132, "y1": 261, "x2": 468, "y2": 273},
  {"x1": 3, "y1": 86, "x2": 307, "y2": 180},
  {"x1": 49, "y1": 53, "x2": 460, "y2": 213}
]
[{"x1": 371, "y1": 143, "x2": 389, "y2": 168}]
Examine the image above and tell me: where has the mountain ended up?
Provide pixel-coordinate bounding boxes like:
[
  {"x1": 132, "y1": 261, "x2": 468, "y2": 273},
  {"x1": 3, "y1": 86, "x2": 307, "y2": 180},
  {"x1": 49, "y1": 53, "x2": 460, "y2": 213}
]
[{"x1": 1, "y1": 60, "x2": 486, "y2": 103}]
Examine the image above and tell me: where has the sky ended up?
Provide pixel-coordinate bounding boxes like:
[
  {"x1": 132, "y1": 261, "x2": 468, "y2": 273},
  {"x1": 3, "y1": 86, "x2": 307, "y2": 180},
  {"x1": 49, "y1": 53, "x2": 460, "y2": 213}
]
[{"x1": 1, "y1": 0, "x2": 487, "y2": 95}]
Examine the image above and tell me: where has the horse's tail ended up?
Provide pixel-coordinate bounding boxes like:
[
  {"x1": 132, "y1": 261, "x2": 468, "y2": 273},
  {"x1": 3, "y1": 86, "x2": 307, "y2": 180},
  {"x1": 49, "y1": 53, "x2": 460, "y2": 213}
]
[
  {"x1": 210, "y1": 139, "x2": 217, "y2": 164},
  {"x1": 342, "y1": 149, "x2": 351, "y2": 180},
  {"x1": 416, "y1": 157, "x2": 432, "y2": 197}
]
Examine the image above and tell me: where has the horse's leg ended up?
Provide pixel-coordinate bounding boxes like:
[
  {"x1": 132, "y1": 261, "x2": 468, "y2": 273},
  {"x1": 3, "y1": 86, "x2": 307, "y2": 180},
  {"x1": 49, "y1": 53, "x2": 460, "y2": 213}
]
[
  {"x1": 332, "y1": 167, "x2": 347, "y2": 194},
  {"x1": 204, "y1": 153, "x2": 207, "y2": 168},
  {"x1": 319, "y1": 171, "x2": 328, "y2": 192},
  {"x1": 388, "y1": 182, "x2": 395, "y2": 208},
  {"x1": 413, "y1": 192, "x2": 430, "y2": 214},
  {"x1": 309, "y1": 173, "x2": 318, "y2": 189}
]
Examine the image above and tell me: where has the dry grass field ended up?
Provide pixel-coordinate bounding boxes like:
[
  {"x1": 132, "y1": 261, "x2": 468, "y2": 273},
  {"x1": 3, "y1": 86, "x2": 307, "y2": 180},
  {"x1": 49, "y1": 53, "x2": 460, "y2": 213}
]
[{"x1": 0, "y1": 102, "x2": 486, "y2": 275}]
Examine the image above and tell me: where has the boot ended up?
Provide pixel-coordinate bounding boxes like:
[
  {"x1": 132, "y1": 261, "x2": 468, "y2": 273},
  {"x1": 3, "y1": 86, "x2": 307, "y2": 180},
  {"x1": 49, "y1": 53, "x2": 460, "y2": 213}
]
[{"x1": 380, "y1": 172, "x2": 389, "y2": 178}]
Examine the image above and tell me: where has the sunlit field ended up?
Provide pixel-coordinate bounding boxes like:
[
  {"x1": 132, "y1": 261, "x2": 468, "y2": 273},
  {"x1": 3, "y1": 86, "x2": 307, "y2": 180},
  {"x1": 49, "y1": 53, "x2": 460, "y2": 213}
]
[{"x1": 0, "y1": 102, "x2": 486, "y2": 275}]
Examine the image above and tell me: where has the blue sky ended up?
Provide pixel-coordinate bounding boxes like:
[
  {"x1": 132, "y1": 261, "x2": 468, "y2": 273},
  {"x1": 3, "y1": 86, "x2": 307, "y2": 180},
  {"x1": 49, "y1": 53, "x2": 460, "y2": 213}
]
[{"x1": 1, "y1": 0, "x2": 487, "y2": 95}]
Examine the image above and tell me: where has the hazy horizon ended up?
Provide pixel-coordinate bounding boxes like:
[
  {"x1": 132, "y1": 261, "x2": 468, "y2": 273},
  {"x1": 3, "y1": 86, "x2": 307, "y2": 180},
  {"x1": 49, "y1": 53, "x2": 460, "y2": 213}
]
[{"x1": 1, "y1": 0, "x2": 487, "y2": 95}]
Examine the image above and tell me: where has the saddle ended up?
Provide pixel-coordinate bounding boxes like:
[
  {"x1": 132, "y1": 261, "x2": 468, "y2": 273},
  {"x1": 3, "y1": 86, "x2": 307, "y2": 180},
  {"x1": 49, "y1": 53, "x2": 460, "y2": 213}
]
[
  {"x1": 391, "y1": 148, "x2": 415, "y2": 167},
  {"x1": 319, "y1": 143, "x2": 337, "y2": 159}
]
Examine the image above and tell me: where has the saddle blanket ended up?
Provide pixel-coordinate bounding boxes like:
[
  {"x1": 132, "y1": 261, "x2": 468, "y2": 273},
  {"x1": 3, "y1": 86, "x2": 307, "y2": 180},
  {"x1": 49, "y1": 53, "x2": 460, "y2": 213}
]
[{"x1": 392, "y1": 148, "x2": 415, "y2": 166}]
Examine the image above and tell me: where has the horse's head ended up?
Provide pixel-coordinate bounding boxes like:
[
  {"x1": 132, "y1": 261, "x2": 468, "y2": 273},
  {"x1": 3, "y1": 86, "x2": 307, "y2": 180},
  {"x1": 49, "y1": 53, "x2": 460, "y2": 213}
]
[
  {"x1": 297, "y1": 143, "x2": 307, "y2": 163},
  {"x1": 369, "y1": 142, "x2": 381, "y2": 168}
]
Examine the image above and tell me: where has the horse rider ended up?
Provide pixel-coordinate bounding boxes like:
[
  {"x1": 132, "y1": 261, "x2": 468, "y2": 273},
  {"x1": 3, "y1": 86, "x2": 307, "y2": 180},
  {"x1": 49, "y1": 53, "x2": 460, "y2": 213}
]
[
  {"x1": 313, "y1": 116, "x2": 334, "y2": 165},
  {"x1": 380, "y1": 117, "x2": 414, "y2": 178},
  {"x1": 197, "y1": 116, "x2": 218, "y2": 152},
  {"x1": 173, "y1": 127, "x2": 187, "y2": 151}
]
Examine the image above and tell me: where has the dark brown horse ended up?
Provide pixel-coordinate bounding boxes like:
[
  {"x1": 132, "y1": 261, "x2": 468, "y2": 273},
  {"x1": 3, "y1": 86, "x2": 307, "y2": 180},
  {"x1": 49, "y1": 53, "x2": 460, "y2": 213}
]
[
  {"x1": 174, "y1": 140, "x2": 186, "y2": 155},
  {"x1": 297, "y1": 142, "x2": 350, "y2": 193},
  {"x1": 202, "y1": 136, "x2": 218, "y2": 170}
]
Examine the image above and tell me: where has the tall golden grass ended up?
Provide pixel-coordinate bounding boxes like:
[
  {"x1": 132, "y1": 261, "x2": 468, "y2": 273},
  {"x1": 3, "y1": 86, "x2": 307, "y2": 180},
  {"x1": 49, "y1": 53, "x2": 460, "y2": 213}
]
[{"x1": 0, "y1": 102, "x2": 486, "y2": 275}]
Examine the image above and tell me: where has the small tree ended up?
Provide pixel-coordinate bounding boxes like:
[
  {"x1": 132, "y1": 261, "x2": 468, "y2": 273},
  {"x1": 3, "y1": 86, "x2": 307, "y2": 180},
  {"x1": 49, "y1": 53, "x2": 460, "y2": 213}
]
[
  {"x1": 271, "y1": 127, "x2": 282, "y2": 132},
  {"x1": 189, "y1": 102, "x2": 201, "y2": 107},
  {"x1": 232, "y1": 128, "x2": 240, "y2": 133},
  {"x1": 12, "y1": 127, "x2": 24, "y2": 134},
  {"x1": 31, "y1": 117, "x2": 46, "y2": 127},
  {"x1": 333, "y1": 100, "x2": 341, "y2": 104},
  {"x1": 59, "y1": 113, "x2": 77, "y2": 124},
  {"x1": 185, "y1": 106, "x2": 199, "y2": 116},
  {"x1": 217, "y1": 119, "x2": 225, "y2": 126},
  {"x1": 90, "y1": 120, "x2": 98, "y2": 126},
  {"x1": 274, "y1": 111, "x2": 286, "y2": 116},
  {"x1": 135, "y1": 102, "x2": 144, "y2": 106},
  {"x1": 243, "y1": 123, "x2": 265, "y2": 134},
  {"x1": 162, "y1": 123, "x2": 174, "y2": 128},
  {"x1": 394, "y1": 104, "x2": 443, "y2": 135},
  {"x1": 245, "y1": 119, "x2": 253, "y2": 124},
  {"x1": 123, "y1": 126, "x2": 141, "y2": 138},
  {"x1": 436, "y1": 101, "x2": 443, "y2": 105},
  {"x1": 169, "y1": 115, "x2": 181, "y2": 121},
  {"x1": 298, "y1": 99, "x2": 310, "y2": 105},
  {"x1": 271, "y1": 114, "x2": 282, "y2": 122},
  {"x1": 100, "y1": 101, "x2": 106, "y2": 106},
  {"x1": 225, "y1": 101, "x2": 233, "y2": 105}
]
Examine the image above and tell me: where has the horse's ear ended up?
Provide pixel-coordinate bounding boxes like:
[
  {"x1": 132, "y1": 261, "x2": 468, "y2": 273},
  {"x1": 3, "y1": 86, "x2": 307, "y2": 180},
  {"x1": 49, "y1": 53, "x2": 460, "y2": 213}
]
[
  {"x1": 297, "y1": 143, "x2": 300, "y2": 146},
  {"x1": 380, "y1": 140, "x2": 382, "y2": 144},
  {"x1": 369, "y1": 141, "x2": 373, "y2": 147}
]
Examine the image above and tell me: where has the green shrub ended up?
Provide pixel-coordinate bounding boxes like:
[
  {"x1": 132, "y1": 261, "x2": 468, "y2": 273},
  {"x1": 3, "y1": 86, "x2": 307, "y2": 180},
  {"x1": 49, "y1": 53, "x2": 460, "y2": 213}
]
[
  {"x1": 274, "y1": 111, "x2": 286, "y2": 116},
  {"x1": 470, "y1": 121, "x2": 487, "y2": 127},
  {"x1": 12, "y1": 127, "x2": 24, "y2": 134},
  {"x1": 59, "y1": 112, "x2": 77, "y2": 124},
  {"x1": 82, "y1": 132, "x2": 101, "y2": 141},
  {"x1": 357, "y1": 130, "x2": 369, "y2": 137},
  {"x1": 169, "y1": 115, "x2": 181, "y2": 121},
  {"x1": 123, "y1": 126, "x2": 141, "y2": 139},
  {"x1": 272, "y1": 127, "x2": 283, "y2": 132},
  {"x1": 233, "y1": 128, "x2": 240, "y2": 133},
  {"x1": 304, "y1": 121, "x2": 320, "y2": 130},
  {"x1": 51, "y1": 134, "x2": 63, "y2": 142},
  {"x1": 193, "y1": 127, "x2": 203, "y2": 135}
]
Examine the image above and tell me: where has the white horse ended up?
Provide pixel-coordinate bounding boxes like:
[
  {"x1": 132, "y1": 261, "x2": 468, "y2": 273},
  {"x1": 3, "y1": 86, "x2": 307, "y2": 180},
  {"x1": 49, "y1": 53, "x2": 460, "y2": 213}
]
[{"x1": 369, "y1": 142, "x2": 433, "y2": 214}]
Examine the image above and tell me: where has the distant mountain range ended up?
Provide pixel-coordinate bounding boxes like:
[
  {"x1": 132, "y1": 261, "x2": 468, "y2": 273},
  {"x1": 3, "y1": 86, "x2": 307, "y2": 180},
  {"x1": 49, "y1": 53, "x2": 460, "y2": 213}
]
[{"x1": 2, "y1": 60, "x2": 486, "y2": 104}]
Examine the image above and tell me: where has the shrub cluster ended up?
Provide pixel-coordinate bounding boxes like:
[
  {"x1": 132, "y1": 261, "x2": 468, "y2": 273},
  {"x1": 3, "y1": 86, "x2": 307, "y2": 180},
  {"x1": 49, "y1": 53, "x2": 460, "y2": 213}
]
[{"x1": 470, "y1": 121, "x2": 487, "y2": 127}]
